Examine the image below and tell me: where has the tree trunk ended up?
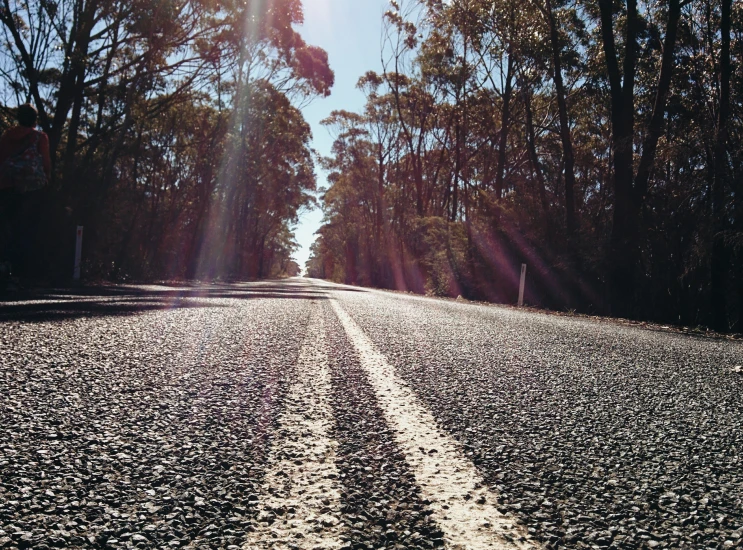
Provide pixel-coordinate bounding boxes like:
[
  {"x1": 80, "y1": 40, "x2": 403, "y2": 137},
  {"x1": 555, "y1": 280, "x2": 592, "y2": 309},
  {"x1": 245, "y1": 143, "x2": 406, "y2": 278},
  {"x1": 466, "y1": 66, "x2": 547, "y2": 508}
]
[
  {"x1": 599, "y1": 0, "x2": 638, "y2": 316},
  {"x1": 600, "y1": 0, "x2": 680, "y2": 318},
  {"x1": 711, "y1": 0, "x2": 731, "y2": 331},
  {"x1": 522, "y1": 84, "x2": 549, "y2": 214},
  {"x1": 545, "y1": 0, "x2": 577, "y2": 238},
  {"x1": 494, "y1": 54, "x2": 514, "y2": 200},
  {"x1": 452, "y1": 118, "x2": 461, "y2": 221}
]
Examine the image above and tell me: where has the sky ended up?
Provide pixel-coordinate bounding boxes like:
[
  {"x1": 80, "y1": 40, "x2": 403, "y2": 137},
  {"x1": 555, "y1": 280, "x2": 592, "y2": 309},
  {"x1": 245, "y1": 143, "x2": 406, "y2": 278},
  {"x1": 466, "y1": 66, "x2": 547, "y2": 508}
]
[{"x1": 293, "y1": 0, "x2": 390, "y2": 272}]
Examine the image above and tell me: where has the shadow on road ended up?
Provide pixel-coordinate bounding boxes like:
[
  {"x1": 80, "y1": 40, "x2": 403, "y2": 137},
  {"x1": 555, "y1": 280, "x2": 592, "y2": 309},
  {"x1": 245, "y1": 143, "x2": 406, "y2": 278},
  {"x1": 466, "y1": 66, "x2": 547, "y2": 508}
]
[{"x1": 0, "y1": 280, "x2": 347, "y2": 322}]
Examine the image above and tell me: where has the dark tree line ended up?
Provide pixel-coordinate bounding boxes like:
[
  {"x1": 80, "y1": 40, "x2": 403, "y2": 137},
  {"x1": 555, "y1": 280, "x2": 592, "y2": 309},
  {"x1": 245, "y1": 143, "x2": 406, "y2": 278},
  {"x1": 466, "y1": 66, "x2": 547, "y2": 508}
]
[
  {"x1": 307, "y1": 0, "x2": 743, "y2": 331},
  {"x1": 1, "y1": 0, "x2": 331, "y2": 280}
]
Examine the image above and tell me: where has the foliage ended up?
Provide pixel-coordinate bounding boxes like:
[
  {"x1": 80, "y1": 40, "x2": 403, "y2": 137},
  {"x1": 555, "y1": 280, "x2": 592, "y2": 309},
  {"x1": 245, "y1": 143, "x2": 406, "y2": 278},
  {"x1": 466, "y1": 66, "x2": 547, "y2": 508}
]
[
  {"x1": 308, "y1": 0, "x2": 743, "y2": 331},
  {"x1": 0, "y1": 0, "x2": 332, "y2": 280}
]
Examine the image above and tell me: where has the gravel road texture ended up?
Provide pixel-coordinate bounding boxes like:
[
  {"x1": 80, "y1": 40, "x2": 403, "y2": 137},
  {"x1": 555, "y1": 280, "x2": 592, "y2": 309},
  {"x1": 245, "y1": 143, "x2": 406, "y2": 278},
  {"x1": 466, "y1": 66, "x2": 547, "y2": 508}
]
[{"x1": 0, "y1": 278, "x2": 741, "y2": 549}]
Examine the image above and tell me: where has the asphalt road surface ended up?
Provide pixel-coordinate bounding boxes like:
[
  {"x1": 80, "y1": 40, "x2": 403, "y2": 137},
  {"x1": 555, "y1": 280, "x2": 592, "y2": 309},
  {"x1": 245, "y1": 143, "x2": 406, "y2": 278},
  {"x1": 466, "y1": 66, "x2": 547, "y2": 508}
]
[{"x1": 1, "y1": 278, "x2": 742, "y2": 550}]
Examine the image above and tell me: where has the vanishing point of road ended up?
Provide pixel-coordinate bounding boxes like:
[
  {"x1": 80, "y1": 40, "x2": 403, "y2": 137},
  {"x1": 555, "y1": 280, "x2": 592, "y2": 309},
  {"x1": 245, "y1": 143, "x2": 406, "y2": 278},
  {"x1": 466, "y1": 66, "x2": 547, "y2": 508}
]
[{"x1": 1, "y1": 279, "x2": 741, "y2": 549}]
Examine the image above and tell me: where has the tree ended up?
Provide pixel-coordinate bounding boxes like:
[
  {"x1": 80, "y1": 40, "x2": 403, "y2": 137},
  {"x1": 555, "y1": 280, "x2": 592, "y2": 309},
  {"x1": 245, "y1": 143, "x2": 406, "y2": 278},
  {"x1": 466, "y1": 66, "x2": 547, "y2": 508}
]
[
  {"x1": 0, "y1": 0, "x2": 332, "y2": 282},
  {"x1": 309, "y1": 0, "x2": 743, "y2": 331},
  {"x1": 711, "y1": 0, "x2": 732, "y2": 331},
  {"x1": 597, "y1": 0, "x2": 682, "y2": 316}
]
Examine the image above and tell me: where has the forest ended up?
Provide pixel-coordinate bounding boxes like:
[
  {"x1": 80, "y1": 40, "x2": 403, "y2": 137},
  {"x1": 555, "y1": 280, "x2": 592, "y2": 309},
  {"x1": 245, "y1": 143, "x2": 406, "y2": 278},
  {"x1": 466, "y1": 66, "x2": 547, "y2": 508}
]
[
  {"x1": 1, "y1": 0, "x2": 741, "y2": 331},
  {"x1": 1, "y1": 0, "x2": 332, "y2": 280},
  {"x1": 306, "y1": 0, "x2": 743, "y2": 331}
]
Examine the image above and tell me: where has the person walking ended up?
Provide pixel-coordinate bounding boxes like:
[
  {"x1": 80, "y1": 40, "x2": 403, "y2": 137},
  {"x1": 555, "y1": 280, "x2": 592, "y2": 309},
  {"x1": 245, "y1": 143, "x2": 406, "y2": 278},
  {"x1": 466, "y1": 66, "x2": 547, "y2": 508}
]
[{"x1": 0, "y1": 103, "x2": 52, "y2": 288}]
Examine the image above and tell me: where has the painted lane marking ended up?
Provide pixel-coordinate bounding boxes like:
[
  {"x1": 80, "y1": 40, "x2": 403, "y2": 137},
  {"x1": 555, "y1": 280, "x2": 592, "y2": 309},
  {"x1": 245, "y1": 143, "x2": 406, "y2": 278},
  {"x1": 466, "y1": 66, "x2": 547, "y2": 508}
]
[
  {"x1": 331, "y1": 299, "x2": 539, "y2": 550},
  {"x1": 244, "y1": 304, "x2": 343, "y2": 549}
]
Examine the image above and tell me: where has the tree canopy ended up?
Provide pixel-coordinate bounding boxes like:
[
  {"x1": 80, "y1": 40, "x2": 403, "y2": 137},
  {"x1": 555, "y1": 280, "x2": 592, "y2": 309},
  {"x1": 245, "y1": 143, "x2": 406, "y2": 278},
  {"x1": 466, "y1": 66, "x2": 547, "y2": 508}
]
[
  {"x1": 1, "y1": 0, "x2": 333, "y2": 280},
  {"x1": 307, "y1": 0, "x2": 742, "y2": 331}
]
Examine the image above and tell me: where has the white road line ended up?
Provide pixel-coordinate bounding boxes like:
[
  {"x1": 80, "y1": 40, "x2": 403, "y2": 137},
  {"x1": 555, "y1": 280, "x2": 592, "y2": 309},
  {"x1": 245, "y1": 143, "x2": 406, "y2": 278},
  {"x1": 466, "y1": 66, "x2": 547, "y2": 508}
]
[
  {"x1": 244, "y1": 304, "x2": 343, "y2": 549},
  {"x1": 331, "y1": 299, "x2": 539, "y2": 550}
]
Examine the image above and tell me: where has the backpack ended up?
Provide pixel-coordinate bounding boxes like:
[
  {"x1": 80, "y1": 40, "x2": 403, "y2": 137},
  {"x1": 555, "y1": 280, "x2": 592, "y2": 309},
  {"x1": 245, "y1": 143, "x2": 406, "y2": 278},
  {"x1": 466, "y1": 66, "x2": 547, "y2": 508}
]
[{"x1": 1, "y1": 131, "x2": 47, "y2": 193}]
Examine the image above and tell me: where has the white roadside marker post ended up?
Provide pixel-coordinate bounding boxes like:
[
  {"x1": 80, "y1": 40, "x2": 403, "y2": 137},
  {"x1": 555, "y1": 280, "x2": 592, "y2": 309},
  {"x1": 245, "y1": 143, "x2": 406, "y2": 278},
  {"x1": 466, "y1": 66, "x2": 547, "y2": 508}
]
[
  {"x1": 518, "y1": 263, "x2": 526, "y2": 307},
  {"x1": 73, "y1": 226, "x2": 83, "y2": 280}
]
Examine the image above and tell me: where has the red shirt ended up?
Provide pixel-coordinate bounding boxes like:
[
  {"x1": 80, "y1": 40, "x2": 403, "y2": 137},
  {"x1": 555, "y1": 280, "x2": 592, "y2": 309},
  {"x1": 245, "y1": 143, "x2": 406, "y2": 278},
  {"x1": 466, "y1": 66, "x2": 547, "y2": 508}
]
[{"x1": 0, "y1": 126, "x2": 52, "y2": 182}]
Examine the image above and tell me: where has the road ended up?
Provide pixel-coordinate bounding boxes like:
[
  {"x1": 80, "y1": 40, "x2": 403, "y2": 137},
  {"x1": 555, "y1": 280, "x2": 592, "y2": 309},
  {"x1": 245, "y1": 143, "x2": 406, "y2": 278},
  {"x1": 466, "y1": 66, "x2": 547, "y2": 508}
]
[{"x1": 1, "y1": 278, "x2": 741, "y2": 549}]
